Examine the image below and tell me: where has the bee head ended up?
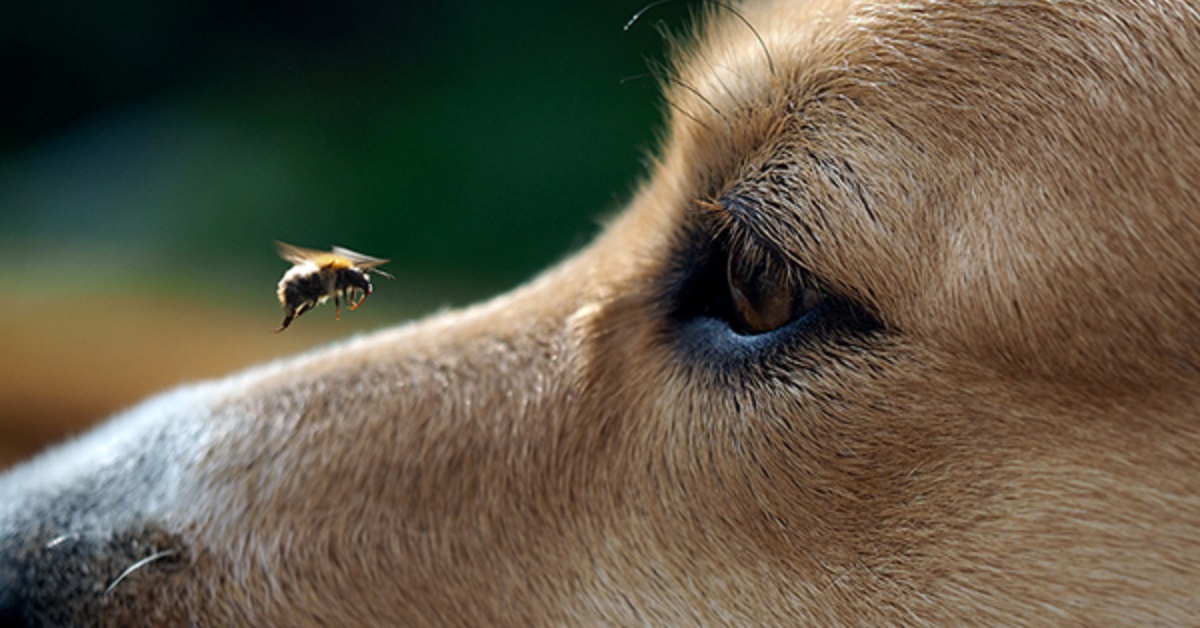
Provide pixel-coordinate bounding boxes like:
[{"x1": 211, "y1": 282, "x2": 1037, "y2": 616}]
[
  {"x1": 338, "y1": 267, "x2": 372, "y2": 293},
  {"x1": 337, "y1": 267, "x2": 374, "y2": 311}
]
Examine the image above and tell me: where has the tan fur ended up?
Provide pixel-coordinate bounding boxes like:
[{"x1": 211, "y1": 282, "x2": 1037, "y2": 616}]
[{"x1": 3, "y1": 0, "x2": 1198, "y2": 624}]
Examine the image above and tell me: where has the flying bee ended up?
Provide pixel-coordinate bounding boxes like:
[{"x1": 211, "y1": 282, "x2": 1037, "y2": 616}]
[{"x1": 274, "y1": 241, "x2": 393, "y2": 332}]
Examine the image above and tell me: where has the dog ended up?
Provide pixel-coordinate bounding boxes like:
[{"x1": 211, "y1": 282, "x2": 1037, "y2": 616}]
[{"x1": 2, "y1": 0, "x2": 1198, "y2": 624}]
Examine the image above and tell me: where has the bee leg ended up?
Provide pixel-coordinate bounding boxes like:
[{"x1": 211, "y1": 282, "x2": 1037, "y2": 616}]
[
  {"x1": 334, "y1": 293, "x2": 342, "y2": 321},
  {"x1": 349, "y1": 288, "x2": 366, "y2": 310},
  {"x1": 275, "y1": 311, "x2": 295, "y2": 333}
]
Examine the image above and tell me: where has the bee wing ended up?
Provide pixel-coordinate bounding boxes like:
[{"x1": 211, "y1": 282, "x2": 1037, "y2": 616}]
[
  {"x1": 275, "y1": 241, "x2": 328, "y2": 264},
  {"x1": 331, "y1": 246, "x2": 390, "y2": 270}
]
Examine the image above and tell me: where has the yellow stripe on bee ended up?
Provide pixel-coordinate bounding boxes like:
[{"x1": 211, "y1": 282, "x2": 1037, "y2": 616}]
[{"x1": 314, "y1": 255, "x2": 354, "y2": 269}]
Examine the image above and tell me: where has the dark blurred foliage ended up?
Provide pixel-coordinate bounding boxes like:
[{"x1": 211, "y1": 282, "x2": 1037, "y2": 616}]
[{"x1": 0, "y1": 0, "x2": 694, "y2": 300}]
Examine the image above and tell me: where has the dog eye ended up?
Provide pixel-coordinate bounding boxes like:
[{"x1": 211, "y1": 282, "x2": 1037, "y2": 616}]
[{"x1": 726, "y1": 244, "x2": 824, "y2": 335}]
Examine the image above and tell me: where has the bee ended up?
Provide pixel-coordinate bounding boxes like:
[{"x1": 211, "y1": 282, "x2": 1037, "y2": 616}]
[{"x1": 274, "y1": 241, "x2": 393, "y2": 332}]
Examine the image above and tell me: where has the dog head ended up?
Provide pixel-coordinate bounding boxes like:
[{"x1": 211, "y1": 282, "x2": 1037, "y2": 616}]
[{"x1": 2, "y1": 0, "x2": 1198, "y2": 624}]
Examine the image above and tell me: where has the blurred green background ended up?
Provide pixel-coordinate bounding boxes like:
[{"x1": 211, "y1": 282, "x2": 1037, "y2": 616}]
[{"x1": 0, "y1": 0, "x2": 693, "y2": 466}]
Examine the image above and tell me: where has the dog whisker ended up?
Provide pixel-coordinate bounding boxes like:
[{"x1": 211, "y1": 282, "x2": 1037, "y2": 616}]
[
  {"x1": 104, "y1": 549, "x2": 180, "y2": 596},
  {"x1": 44, "y1": 533, "x2": 79, "y2": 550},
  {"x1": 625, "y1": 0, "x2": 776, "y2": 76},
  {"x1": 621, "y1": 71, "x2": 729, "y2": 124}
]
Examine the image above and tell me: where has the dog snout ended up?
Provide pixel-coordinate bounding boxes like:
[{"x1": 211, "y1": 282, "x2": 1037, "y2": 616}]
[
  {"x1": 0, "y1": 386, "x2": 212, "y2": 626},
  {"x1": 1, "y1": 458, "x2": 194, "y2": 628},
  {"x1": 0, "y1": 482, "x2": 92, "y2": 627},
  {"x1": 0, "y1": 523, "x2": 85, "y2": 627},
  {"x1": 0, "y1": 519, "x2": 187, "y2": 627}
]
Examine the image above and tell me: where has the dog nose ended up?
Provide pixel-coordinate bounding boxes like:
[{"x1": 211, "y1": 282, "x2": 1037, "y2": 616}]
[
  {"x1": 0, "y1": 582, "x2": 29, "y2": 628},
  {"x1": 0, "y1": 597, "x2": 25, "y2": 628},
  {"x1": 0, "y1": 493, "x2": 29, "y2": 627},
  {"x1": 0, "y1": 381, "x2": 213, "y2": 626},
  {"x1": 0, "y1": 501, "x2": 189, "y2": 627},
  {"x1": 0, "y1": 457, "x2": 154, "y2": 627},
  {"x1": 0, "y1": 525, "x2": 63, "y2": 628},
  {"x1": 0, "y1": 534, "x2": 34, "y2": 628},
  {"x1": 0, "y1": 576, "x2": 21, "y2": 628},
  {"x1": 0, "y1": 507, "x2": 147, "y2": 627},
  {"x1": 1, "y1": 466, "x2": 86, "y2": 628}
]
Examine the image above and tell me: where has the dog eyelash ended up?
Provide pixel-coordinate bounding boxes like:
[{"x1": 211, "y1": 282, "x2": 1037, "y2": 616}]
[
  {"x1": 697, "y1": 197, "x2": 828, "y2": 335},
  {"x1": 725, "y1": 239, "x2": 825, "y2": 334}
]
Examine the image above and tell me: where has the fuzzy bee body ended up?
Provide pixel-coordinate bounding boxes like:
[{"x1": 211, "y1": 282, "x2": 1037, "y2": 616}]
[{"x1": 274, "y1": 242, "x2": 392, "y2": 332}]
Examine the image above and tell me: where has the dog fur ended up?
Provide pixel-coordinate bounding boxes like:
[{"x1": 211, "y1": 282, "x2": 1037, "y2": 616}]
[{"x1": 2, "y1": 0, "x2": 1198, "y2": 624}]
